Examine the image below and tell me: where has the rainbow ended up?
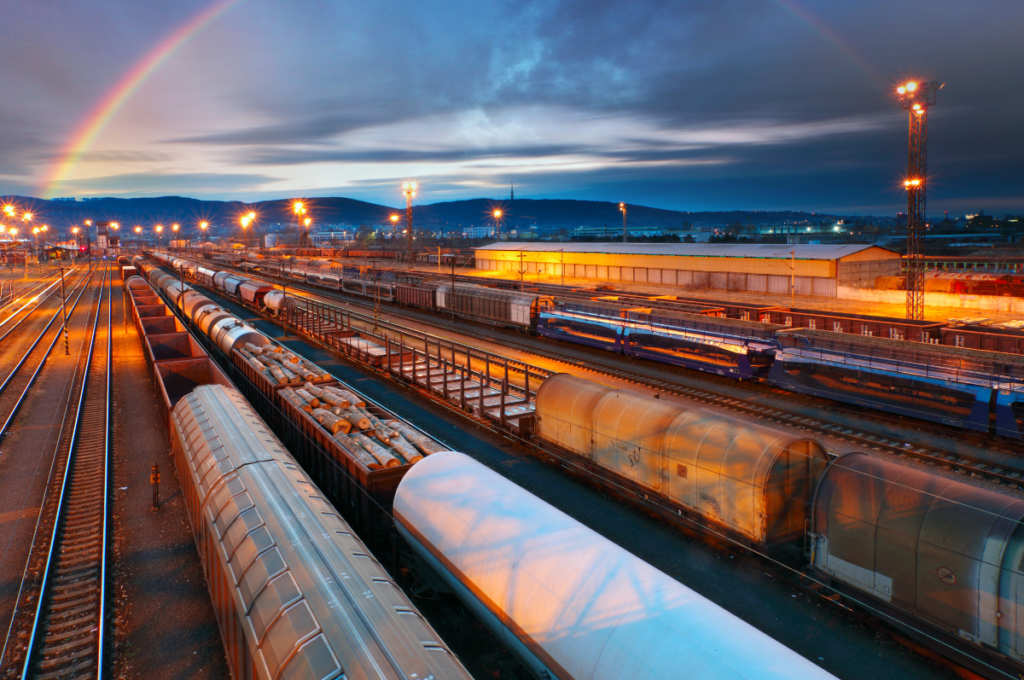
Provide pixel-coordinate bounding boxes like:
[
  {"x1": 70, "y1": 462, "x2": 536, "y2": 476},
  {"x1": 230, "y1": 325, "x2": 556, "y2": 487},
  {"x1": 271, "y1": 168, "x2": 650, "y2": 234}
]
[
  {"x1": 769, "y1": 0, "x2": 883, "y2": 85},
  {"x1": 42, "y1": 0, "x2": 246, "y2": 198}
]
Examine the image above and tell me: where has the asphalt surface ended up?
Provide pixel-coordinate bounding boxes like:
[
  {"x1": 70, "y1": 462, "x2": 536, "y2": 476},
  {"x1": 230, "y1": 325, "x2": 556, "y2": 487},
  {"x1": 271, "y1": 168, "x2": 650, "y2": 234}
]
[{"x1": 201, "y1": 286, "x2": 958, "y2": 680}]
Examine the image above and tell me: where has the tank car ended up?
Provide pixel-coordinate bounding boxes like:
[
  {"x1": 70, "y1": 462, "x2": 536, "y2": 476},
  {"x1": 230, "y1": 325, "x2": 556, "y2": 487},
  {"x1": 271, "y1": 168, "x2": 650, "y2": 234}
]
[
  {"x1": 535, "y1": 374, "x2": 829, "y2": 549},
  {"x1": 812, "y1": 452, "x2": 1024, "y2": 676}
]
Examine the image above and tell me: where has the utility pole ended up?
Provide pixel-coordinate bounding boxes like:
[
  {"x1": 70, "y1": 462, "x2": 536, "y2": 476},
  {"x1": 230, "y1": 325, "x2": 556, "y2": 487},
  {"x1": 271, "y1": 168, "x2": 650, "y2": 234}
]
[
  {"x1": 619, "y1": 203, "x2": 627, "y2": 243},
  {"x1": 897, "y1": 79, "x2": 940, "y2": 320},
  {"x1": 372, "y1": 258, "x2": 380, "y2": 332},
  {"x1": 518, "y1": 251, "x2": 525, "y2": 292},
  {"x1": 560, "y1": 248, "x2": 564, "y2": 287},
  {"x1": 450, "y1": 255, "x2": 457, "y2": 320},
  {"x1": 790, "y1": 249, "x2": 795, "y2": 306}
]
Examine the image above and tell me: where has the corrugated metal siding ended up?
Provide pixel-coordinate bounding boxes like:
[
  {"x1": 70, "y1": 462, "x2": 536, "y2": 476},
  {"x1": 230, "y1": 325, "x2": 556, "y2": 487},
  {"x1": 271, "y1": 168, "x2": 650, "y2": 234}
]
[
  {"x1": 475, "y1": 256, "x2": 838, "y2": 297},
  {"x1": 812, "y1": 277, "x2": 837, "y2": 297},
  {"x1": 767, "y1": 275, "x2": 790, "y2": 294}
]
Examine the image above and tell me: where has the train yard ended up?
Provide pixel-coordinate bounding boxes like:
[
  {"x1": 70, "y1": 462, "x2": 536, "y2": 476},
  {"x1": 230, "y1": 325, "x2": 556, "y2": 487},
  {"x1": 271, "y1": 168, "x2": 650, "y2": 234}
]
[
  {"x1": 126, "y1": 248, "x2": 1024, "y2": 680},
  {"x1": 178, "y1": 253, "x2": 1024, "y2": 488},
  {"x1": 1, "y1": 248, "x2": 1021, "y2": 680}
]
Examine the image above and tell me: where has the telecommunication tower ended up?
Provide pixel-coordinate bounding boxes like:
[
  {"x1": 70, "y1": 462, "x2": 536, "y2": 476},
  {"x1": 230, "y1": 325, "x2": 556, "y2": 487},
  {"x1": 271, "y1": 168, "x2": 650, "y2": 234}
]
[{"x1": 897, "y1": 79, "x2": 940, "y2": 320}]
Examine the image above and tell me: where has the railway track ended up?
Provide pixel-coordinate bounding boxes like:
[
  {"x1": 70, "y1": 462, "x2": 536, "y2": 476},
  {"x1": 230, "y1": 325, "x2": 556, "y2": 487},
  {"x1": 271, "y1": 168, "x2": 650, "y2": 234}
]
[
  {"x1": 15, "y1": 266, "x2": 112, "y2": 680},
  {"x1": 0, "y1": 268, "x2": 93, "y2": 442},
  {"x1": 189, "y1": 260, "x2": 1024, "y2": 489}
]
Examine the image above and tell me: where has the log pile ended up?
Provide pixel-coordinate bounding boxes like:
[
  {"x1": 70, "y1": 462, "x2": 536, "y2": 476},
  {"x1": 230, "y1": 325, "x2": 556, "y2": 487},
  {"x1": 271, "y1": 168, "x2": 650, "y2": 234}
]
[
  {"x1": 238, "y1": 342, "x2": 331, "y2": 385},
  {"x1": 280, "y1": 381, "x2": 439, "y2": 470}
]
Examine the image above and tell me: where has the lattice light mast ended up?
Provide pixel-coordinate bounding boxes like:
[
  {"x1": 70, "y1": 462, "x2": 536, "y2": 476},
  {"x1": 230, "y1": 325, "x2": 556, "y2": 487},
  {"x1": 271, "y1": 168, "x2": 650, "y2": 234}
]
[
  {"x1": 403, "y1": 182, "x2": 417, "y2": 253},
  {"x1": 897, "y1": 79, "x2": 939, "y2": 320}
]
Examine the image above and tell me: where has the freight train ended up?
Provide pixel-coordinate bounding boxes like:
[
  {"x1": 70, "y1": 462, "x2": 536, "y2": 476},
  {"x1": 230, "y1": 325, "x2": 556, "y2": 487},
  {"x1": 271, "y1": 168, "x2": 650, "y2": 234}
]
[
  {"x1": 532, "y1": 374, "x2": 1024, "y2": 680},
  {"x1": 126, "y1": 261, "x2": 840, "y2": 680},
  {"x1": 147, "y1": 251, "x2": 1024, "y2": 440},
  {"x1": 136, "y1": 254, "x2": 1024, "y2": 678}
]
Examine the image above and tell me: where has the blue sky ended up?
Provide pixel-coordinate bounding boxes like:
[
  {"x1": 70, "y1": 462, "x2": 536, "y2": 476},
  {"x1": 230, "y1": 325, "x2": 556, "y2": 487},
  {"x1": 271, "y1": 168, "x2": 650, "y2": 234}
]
[{"x1": 2, "y1": 0, "x2": 1022, "y2": 215}]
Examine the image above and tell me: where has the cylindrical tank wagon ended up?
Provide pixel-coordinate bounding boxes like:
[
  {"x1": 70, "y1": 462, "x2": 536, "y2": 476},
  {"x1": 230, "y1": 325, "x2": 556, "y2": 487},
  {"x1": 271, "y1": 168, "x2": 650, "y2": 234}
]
[
  {"x1": 535, "y1": 374, "x2": 830, "y2": 548},
  {"x1": 812, "y1": 452, "x2": 1024, "y2": 671},
  {"x1": 395, "y1": 451, "x2": 838, "y2": 680}
]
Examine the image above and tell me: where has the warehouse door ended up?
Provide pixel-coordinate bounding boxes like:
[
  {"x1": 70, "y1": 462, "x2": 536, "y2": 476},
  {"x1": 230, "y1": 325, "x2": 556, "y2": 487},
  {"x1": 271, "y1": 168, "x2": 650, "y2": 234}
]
[
  {"x1": 710, "y1": 272, "x2": 728, "y2": 290},
  {"x1": 748, "y1": 274, "x2": 767, "y2": 292}
]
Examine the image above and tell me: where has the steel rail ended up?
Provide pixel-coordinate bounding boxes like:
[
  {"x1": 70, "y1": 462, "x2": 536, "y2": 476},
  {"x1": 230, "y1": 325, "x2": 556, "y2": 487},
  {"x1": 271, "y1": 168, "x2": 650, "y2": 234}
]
[
  {"x1": 189, "y1": 256, "x2": 1024, "y2": 488},
  {"x1": 20, "y1": 265, "x2": 111, "y2": 680},
  {"x1": 0, "y1": 268, "x2": 101, "y2": 673},
  {"x1": 0, "y1": 269, "x2": 94, "y2": 441},
  {"x1": 0, "y1": 268, "x2": 78, "y2": 337},
  {"x1": 0, "y1": 270, "x2": 61, "y2": 314}
]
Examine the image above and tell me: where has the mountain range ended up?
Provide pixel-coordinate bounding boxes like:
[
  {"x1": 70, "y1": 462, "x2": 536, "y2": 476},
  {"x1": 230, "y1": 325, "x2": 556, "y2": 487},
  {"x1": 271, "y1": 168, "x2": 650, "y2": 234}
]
[{"x1": 0, "y1": 195, "x2": 860, "y2": 235}]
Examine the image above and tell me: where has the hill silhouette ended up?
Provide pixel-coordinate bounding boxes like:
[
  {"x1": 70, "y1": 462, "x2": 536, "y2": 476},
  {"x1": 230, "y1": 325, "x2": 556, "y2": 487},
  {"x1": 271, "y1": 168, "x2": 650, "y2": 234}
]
[{"x1": 0, "y1": 194, "x2": 846, "y2": 235}]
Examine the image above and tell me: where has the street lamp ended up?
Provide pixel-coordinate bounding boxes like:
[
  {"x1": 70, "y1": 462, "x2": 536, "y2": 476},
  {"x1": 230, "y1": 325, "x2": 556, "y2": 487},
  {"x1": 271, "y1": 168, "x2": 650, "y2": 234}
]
[
  {"x1": 493, "y1": 209, "x2": 503, "y2": 240},
  {"x1": 619, "y1": 203, "x2": 628, "y2": 244},
  {"x1": 390, "y1": 214, "x2": 399, "y2": 242}
]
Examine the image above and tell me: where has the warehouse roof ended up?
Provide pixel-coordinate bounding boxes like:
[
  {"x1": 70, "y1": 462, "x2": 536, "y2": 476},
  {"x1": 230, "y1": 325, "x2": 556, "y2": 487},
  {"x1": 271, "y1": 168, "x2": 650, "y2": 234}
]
[{"x1": 476, "y1": 242, "x2": 897, "y2": 261}]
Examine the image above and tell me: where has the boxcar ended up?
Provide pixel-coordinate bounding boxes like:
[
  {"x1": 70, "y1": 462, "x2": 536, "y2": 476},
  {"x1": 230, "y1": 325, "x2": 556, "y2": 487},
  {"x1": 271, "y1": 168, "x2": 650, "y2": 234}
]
[{"x1": 395, "y1": 282, "x2": 438, "y2": 310}]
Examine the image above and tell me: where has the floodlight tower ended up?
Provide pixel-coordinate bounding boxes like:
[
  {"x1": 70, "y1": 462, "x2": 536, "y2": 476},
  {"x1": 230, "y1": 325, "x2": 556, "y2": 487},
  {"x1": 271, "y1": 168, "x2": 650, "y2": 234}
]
[
  {"x1": 897, "y1": 79, "x2": 940, "y2": 320},
  {"x1": 403, "y1": 182, "x2": 417, "y2": 254}
]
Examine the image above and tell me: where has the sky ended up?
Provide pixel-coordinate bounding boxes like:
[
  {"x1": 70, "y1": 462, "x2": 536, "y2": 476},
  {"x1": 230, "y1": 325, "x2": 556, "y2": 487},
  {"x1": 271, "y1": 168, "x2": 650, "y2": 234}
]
[{"x1": 1, "y1": 0, "x2": 1021, "y2": 216}]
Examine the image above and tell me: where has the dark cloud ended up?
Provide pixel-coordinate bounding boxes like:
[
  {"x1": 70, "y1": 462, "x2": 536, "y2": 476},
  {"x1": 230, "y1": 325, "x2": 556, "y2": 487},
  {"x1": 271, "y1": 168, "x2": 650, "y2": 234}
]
[{"x1": 0, "y1": 0, "x2": 1020, "y2": 213}]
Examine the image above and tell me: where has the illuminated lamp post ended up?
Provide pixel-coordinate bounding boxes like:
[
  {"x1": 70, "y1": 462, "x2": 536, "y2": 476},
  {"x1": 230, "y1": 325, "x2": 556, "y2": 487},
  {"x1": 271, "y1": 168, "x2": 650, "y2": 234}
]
[
  {"x1": 493, "y1": 209, "x2": 503, "y2": 241},
  {"x1": 293, "y1": 201, "x2": 308, "y2": 247},
  {"x1": 897, "y1": 78, "x2": 940, "y2": 320},
  {"x1": 390, "y1": 214, "x2": 399, "y2": 246},
  {"x1": 619, "y1": 203, "x2": 627, "y2": 244},
  {"x1": 198, "y1": 221, "x2": 209, "y2": 258}
]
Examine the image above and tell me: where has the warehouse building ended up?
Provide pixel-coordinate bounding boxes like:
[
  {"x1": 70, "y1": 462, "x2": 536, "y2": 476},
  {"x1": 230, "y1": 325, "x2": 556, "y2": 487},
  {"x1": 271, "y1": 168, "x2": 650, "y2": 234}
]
[{"x1": 474, "y1": 243, "x2": 901, "y2": 297}]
